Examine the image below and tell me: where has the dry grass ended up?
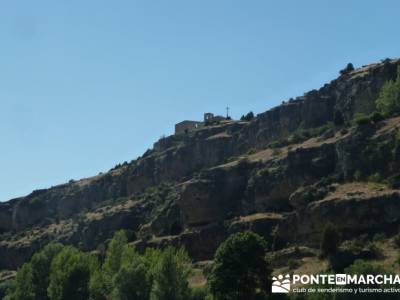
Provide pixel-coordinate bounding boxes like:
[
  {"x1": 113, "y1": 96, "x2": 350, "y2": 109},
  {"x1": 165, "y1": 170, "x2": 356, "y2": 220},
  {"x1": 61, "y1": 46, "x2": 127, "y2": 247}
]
[
  {"x1": 373, "y1": 116, "x2": 400, "y2": 138},
  {"x1": 86, "y1": 199, "x2": 139, "y2": 221},
  {"x1": 217, "y1": 128, "x2": 348, "y2": 170},
  {"x1": 232, "y1": 212, "x2": 283, "y2": 224},
  {"x1": 188, "y1": 268, "x2": 207, "y2": 288},
  {"x1": 206, "y1": 132, "x2": 232, "y2": 140},
  {"x1": 318, "y1": 182, "x2": 397, "y2": 204}
]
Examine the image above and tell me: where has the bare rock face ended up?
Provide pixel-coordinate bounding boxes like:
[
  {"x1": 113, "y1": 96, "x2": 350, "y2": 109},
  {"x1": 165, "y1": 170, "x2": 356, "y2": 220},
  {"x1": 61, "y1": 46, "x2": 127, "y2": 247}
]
[
  {"x1": 277, "y1": 183, "x2": 400, "y2": 246},
  {"x1": 178, "y1": 165, "x2": 249, "y2": 227},
  {"x1": 1, "y1": 59, "x2": 400, "y2": 270}
]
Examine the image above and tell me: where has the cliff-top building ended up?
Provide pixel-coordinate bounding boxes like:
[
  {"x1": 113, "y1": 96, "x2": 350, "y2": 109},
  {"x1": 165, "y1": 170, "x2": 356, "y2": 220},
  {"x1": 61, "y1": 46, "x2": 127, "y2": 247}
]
[{"x1": 175, "y1": 113, "x2": 226, "y2": 135}]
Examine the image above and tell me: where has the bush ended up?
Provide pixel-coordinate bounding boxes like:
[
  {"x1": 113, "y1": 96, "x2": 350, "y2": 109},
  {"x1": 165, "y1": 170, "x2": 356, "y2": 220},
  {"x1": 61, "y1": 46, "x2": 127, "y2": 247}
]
[
  {"x1": 288, "y1": 259, "x2": 300, "y2": 270},
  {"x1": 367, "y1": 172, "x2": 382, "y2": 183},
  {"x1": 364, "y1": 242, "x2": 383, "y2": 259},
  {"x1": 209, "y1": 231, "x2": 271, "y2": 300},
  {"x1": 376, "y1": 66, "x2": 400, "y2": 116},
  {"x1": 353, "y1": 113, "x2": 371, "y2": 126},
  {"x1": 370, "y1": 111, "x2": 384, "y2": 123},
  {"x1": 189, "y1": 286, "x2": 209, "y2": 300},
  {"x1": 320, "y1": 224, "x2": 340, "y2": 258},
  {"x1": 272, "y1": 148, "x2": 282, "y2": 156},
  {"x1": 247, "y1": 148, "x2": 257, "y2": 155},
  {"x1": 373, "y1": 233, "x2": 386, "y2": 242},
  {"x1": 353, "y1": 170, "x2": 363, "y2": 181},
  {"x1": 268, "y1": 140, "x2": 283, "y2": 148},
  {"x1": 343, "y1": 260, "x2": 396, "y2": 299},
  {"x1": 340, "y1": 128, "x2": 349, "y2": 135},
  {"x1": 240, "y1": 111, "x2": 254, "y2": 121},
  {"x1": 339, "y1": 63, "x2": 354, "y2": 75},
  {"x1": 393, "y1": 234, "x2": 400, "y2": 248}
]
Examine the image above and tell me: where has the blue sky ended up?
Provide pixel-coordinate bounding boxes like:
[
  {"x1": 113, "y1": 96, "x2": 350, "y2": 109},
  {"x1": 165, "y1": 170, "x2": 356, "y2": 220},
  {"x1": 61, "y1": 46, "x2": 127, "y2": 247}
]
[{"x1": 1, "y1": 0, "x2": 399, "y2": 201}]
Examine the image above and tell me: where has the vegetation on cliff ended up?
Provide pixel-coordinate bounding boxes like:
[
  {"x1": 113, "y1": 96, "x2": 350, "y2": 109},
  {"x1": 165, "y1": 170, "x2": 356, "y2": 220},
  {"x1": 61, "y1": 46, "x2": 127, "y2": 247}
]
[
  {"x1": 3, "y1": 59, "x2": 400, "y2": 299},
  {"x1": 376, "y1": 66, "x2": 400, "y2": 116}
]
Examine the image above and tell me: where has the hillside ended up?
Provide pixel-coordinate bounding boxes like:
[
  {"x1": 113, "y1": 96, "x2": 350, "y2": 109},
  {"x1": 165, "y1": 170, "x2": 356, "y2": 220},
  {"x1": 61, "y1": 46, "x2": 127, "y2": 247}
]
[{"x1": 1, "y1": 58, "x2": 400, "y2": 277}]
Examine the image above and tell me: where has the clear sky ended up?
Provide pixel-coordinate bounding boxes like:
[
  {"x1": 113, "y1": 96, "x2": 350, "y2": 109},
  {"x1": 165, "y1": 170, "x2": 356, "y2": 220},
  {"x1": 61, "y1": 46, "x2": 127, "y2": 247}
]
[{"x1": 1, "y1": 0, "x2": 399, "y2": 201}]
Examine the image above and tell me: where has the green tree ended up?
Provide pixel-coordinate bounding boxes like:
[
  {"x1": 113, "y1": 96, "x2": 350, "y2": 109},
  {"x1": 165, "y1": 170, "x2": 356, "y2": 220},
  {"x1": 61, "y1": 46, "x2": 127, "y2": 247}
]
[
  {"x1": 150, "y1": 247, "x2": 191, "y2": 300},
  {"x1": 5, "y1": 243, "x2": 64, "y2": 300},
  {"x1": 336, "y1": 260, "x2": 396, "y2": 300},
  {"x1": 376, "y1": 66, "x2": 400, "y2": 116},
  {"x1": 30, "y1": 243, "x2": 64, "y2": 300},
  {"x1": 48, "y1": 246, "x2": 99, "y2": 300},
  {"x1": 89, "y1": 270, "x2": 108, "y2": 300},
  {"x1": 320, "y1": 224, "x2": 340, "y2": 258},
  {"x1": 111, "y1": 244, "x2": 152, "y2": 300},
  {"x1": 5, "y1": 264, "x2": 35, "y2": 300},
  {"x1": 240, "y1": 111, "x2": 255, "y2": 121},
  {"x1": 209, "y1": 231, "x2": 271, "y2": 300},
  {"x1": 103, "y1": 230, "x2": 128, "y2": 277},
  {"x1": 112, "y1": 261, "x2": 150, "y2": 300}
]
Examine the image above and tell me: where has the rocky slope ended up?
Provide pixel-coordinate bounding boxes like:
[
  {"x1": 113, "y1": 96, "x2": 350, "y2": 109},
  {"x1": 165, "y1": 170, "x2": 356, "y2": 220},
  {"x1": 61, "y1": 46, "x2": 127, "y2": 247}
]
[{"x1": 1, "y1": 58, "x2": 400, "y2": 270}]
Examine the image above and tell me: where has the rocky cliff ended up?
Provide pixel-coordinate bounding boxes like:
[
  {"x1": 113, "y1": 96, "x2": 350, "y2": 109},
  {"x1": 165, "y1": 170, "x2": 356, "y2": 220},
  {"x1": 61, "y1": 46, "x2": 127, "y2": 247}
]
[{"x1": 1, "y1": 58, "x2": 400, "y2": 270}]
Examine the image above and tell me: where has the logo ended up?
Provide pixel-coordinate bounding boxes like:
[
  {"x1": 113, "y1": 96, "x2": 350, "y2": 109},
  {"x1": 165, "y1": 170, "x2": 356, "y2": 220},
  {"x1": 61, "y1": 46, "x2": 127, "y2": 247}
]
[
  {"x1": 272, "y1": 274, "x2": 291, "y2": 293},
  {"x1": 271, "y1": 273, "x2": 400, "y2": 295}
]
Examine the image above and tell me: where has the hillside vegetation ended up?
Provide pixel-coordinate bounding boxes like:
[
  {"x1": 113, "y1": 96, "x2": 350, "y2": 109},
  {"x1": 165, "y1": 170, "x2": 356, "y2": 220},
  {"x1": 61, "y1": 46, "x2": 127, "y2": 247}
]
[{"x1": 2, "y1": 59, "x2": 400, "y2": 299}]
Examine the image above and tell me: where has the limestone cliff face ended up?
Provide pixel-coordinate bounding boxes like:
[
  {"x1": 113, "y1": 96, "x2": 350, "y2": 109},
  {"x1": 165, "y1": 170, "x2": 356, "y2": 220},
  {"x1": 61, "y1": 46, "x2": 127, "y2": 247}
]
[{"x1": 1, "y1": 59, "x2": 400, "y2": 270}]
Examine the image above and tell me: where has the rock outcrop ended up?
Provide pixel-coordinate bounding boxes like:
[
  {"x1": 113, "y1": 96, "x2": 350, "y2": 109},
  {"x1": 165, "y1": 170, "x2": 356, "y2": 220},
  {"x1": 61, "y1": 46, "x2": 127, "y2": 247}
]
[{"x1": 1, "y1": 58, "x2": 400, "y2": 270}]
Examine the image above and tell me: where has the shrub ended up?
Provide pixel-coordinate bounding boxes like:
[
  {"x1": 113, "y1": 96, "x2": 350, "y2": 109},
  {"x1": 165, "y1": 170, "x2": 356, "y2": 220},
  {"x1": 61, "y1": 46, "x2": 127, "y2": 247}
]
[
  {"x1": 189, "y1": 286, "x2": 209, "y2": 300},
  {"x1": 367, "y1": 172, "x2": 382, "y2": 183},
  {"x1": 209, "y1": 231, "x2": 271, "y2": 300},
  {"x1": 343, "y1": 260, "x2": 395, "y2": 299},
  {"x1": 339, "y1": 63, "x2": 354, "y2": 75},
  {"x1": 373, "y1": 233, "x2": 386, "y2": 242},
  {"x1": 376, "y1": 66, "x2": 400, "y2": 116},
  {"x1": 288, "y1": 259, "x2": 300, "y2": 270},
  {"x1": 240, "y1": 111, "x2": 254, "y2": 121},
  {"x1": 272, "y1": 148, "x2": 282, "y2": 156},
  {"x1": 288, "y1": 133, "x2": 301, "y2": 144},
  {"x1": 246, "y1": 148, "x2": 257, "y2": 155},
  {"x1": 393, "y1": 234, "x2": 400, "y2": 248},
  {"x1": 370, "y1": 111, "x2": 384, "y2": 123},
  {"x1": 353, "y1": 170, "x2": 363, "y2": 181},
  {"x1": 269, "y1": 140, "x2": 282, "y2": 148},
  {"x1": 340, "y1": 128, "x2": 349, "y2": 135},
  {"x1": 353, "y1": 113, "x2": 371, "y2": 126},
  {"x1": 320, "y1": 224, "x2": 340, "y2": 258},
  {"x1": 364, "y1": 242, "x2": 383, "y2": 259}
]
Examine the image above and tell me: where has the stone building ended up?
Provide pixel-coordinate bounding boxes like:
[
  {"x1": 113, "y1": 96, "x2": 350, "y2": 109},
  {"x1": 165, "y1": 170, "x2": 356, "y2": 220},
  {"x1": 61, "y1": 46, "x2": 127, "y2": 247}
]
[
  {"x1": 174, "y1": 113, "x2": 227, "y2": 135},
  {"x1": 174, "y1": 120, "x2": 203, "y2": 135}
]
